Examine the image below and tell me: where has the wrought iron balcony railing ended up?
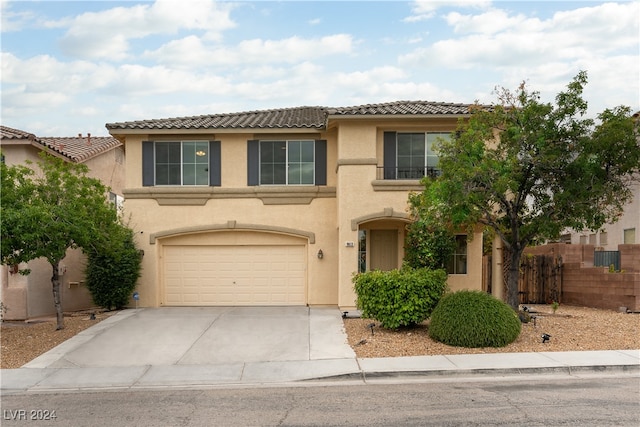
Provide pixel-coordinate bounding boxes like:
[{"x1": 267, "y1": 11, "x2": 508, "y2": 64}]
[{"x1": 376, "y1": 166, "x2": 441, "y2": 180}]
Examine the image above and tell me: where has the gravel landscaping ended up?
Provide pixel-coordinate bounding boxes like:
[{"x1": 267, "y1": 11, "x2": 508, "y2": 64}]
[
  {"x1": 344, "y1": 304, "x2": 640, "y2": 358},
  {"x1": 1, "y1": 310, "x2": 117, "y2": 369},
  {"x1": 1, "y1": 304, "x2": 638, "y2": 369}
]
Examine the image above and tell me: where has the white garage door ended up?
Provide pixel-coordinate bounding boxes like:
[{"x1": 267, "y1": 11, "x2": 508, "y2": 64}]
[{"x1": 163, "y1": 245, "x2": 306, "y2": 306}]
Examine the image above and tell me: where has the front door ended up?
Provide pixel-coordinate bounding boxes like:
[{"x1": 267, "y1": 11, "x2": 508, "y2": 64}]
[{"x1": 369, "y1": 230, "x2": 398, "y2": 271}]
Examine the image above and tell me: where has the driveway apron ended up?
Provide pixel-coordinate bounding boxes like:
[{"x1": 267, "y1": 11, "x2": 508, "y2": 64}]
[{"x1": 42, "y1": 306, "x2": 354, "y2": 368}]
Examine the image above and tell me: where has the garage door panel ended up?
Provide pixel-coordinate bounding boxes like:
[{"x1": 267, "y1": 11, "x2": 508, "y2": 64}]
[{"x1": 163, "y1": 245, "x2": 306, "y2": 306}]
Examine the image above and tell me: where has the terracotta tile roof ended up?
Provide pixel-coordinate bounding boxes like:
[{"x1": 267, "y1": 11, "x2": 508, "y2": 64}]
[
  {"x1": 0, "y1": 125, "x2": 37, "y2": 141},
  {"x1": 105, "y1": 101, "x2": 478, "y2": 131},
  {"x1": 38, "y1": 136, "x2": 122, "y2": 163},
  {"x1": 328, "y1": 100, "x2": 475, "y2": 116},
  {"x1": 1, "y1": 125, "x2": 122, "y2": 163},
  {"x1": 106, "y1": 106, "x2": 328, "y2": 131}
]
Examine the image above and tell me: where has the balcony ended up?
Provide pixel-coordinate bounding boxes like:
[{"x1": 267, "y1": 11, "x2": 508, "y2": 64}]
[{"x1": 376, "y1": 166, "x2": 441, "y2": 180}]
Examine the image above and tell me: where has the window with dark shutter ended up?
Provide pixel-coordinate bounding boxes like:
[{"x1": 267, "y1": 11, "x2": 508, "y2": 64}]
[
  {"x1": 143, "y1": 140, "x2": 220, "y2": 186},
  {"x1": 142, "y1": 141, "x2": 154, "y2": 186},
  {"x1": 249, "y1": 139, "x2": 326, "y2": 186},
  {"x1": 383, "y1": 132, "x2": 397, "y2": 179}
]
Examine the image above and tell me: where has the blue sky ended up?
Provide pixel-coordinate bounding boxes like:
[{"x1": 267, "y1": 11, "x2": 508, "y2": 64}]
[{"x1": 1, "y1": 0, "x2": 638, "y2": 136}]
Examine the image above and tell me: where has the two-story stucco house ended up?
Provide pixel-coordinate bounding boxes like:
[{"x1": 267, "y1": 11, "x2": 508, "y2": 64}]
[
  {"x1": 0, "y1": 125, "x2": 125, "y2": 320},
  {"x1": 106, "y1": 101, "x2": 485, "y2": 310}
]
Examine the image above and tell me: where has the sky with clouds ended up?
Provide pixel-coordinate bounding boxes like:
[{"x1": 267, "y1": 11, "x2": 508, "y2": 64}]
[{"x1": 1, "y1": 0, "x2": 638, "y2": 137}]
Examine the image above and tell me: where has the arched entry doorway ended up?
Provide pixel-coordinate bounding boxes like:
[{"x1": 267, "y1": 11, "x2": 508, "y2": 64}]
[{"x1": 357, "y1": 219, "x2": 410, "y2": 273}]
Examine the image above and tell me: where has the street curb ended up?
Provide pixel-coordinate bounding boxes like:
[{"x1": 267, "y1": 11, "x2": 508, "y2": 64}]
[{"x1": 306, "y1": 364, "x2": 640, "y2": 382}]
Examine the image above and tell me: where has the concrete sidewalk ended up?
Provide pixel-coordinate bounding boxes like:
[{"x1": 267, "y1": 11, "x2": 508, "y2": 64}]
[{"x1": 1, "y1": 308, "x2": 638, "y2": 393}]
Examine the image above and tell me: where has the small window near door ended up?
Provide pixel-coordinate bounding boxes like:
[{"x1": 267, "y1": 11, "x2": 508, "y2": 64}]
[
  {"x1": 446, "y1": 235, "x2": 467, "y2": 274},
  {"x1": 358, "y1": 230, "x2": 367, "y2": 273}
]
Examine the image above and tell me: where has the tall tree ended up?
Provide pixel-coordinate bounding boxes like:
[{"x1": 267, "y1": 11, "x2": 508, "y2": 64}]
[
  {"x1": 412, "y1": 72, "x2": 640, "y2": 310},
  {"x1": 1, "y1": 153, "x2": 122, "y2": 329}
]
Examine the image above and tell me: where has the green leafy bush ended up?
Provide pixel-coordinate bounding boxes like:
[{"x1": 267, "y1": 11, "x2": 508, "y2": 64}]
[
  {"x1": 353, "y1": 268, "x2": 447, "y2": 329},
  {"x1": 429, "y1": 290, "x2": 521, "y2": 347},
  {"x1": 404, "y1": 221, "x2": 456, "y2": 270},
  {"x1": 85, "y1": 226, "x2": 141, "y2": 310}
]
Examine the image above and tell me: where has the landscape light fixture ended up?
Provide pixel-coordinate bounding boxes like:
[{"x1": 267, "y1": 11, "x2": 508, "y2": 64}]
[
  {"x1": 542, "y1": 333, "x2": 551, "y2": 343},
  {"x1": 368, "y1": 322, "x2": 376, "y2": 336}
]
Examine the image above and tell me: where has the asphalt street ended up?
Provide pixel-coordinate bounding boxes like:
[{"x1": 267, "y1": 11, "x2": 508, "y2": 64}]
[{"x1": 1, "y1": 374, "x2": 638, "y2": 426}]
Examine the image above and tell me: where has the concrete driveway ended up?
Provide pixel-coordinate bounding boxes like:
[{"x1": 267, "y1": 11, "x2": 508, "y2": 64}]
[{"x1": 29, "y1": 306, "x2": 356, "y2": 369}]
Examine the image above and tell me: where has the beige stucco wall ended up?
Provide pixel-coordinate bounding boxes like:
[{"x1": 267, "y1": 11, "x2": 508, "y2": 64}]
[
  {"x1": 121, "y1": 132, "x2": 339, "y2": 308},
  {"x1": 334, "y1": 120, "x2": 483, "y2": 308},
  {"x1": 0, "y1": 140, "x2": 125, "y2": 319},
  {"x1": 114, "y1": 115, "x2": 484, "y2": 311}
]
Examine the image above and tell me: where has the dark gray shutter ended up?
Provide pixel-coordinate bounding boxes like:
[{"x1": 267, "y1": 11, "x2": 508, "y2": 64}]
[
  {"x1": 142, "y1": 141, "x2": 154, "y2": 186},
  {"x1": 383, "y1": 132, "x2": 397, "y2": 180},
  {"x1": 315, "y1": 139, "x2": 327, "y2": 186},
  {"x1": 247, "y1": 140, "x2": 259, "y2": 186},
  {"x1": 209, "y1": 141, "x2": 221, "y2": 186}
]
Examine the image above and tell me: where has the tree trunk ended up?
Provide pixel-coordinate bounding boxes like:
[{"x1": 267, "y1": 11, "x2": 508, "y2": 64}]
[
  {"x1": 506, "y1": 249, "x2": 523, "y2": 312},
  {"x1": 51, "y1": 260, "x2": 65, "y2": 330}
]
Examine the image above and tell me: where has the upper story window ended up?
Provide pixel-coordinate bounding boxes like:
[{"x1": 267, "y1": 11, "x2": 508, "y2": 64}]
[
  {"x1": 247, "y1": 139, "x2": 327, "y2": 186},
  {"x1": 260, "y1": 140, "x2": 315, "y2": 185},
  {"x1": 382, "y1": 131, "x2": 451, "y2": 180},
  {"x1": 142, "y1": 140, "x2": 221, "y2": 187}
]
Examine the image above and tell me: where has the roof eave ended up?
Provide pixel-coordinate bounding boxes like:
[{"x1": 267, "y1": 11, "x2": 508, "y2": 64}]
[
  {"x1": 108, "y1": 126, "x2": 327, "y2": 136},
  {"x1": 327, "y1": 113, "x2": 471, "y2": 120}
]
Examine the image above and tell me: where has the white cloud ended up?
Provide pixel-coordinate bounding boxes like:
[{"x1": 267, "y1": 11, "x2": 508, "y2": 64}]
[
  {"x1": 405, "y1": 0, "x2": 491, "y2": 22},
  {"x1": 144, "y1": 34, "x2": 355, "y2": 67},
  {"x1": 445, "y1": 9, "x2": 534, "y2": 35},
  {"x1": 399, "y1": 2, "x2": 639, "y2": 115},
  {"x1": 57, "y1": 0, "x2": 236, "y2": 60},
  {"x1": 0, "y1": 0, "x2": 35, "y2": 32},
  {"x1": 400, "y1": 2, "x2": 639, "y2": 69}
]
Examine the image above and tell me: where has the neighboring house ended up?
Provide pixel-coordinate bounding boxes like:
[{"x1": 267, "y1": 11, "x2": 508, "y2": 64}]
[
  {"x1": 560, "y1": 111, "x2": 640, "y2": 250},
  {"x1": 561, "y1": 183, "x2": 639, "y2": 249},
  {"x1": 0, "y1": 125, "x2": 125, "y2": 320},
  {"x1": 106, "y1": 101, "x2": 485, "y2": 310}
]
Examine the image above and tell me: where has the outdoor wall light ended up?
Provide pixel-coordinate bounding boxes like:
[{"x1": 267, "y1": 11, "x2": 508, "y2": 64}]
[{"x1": 317, "y1": 249, "x2": 324, "y2": 259}]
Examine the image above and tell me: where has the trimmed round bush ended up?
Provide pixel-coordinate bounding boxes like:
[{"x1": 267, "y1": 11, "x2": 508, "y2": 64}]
[
  {"x1": 353, "y1": 268, "x2": 447, "y2": 329},
  {"x1": 429, "y1": 290, "x2": 521, "y2": 348}
]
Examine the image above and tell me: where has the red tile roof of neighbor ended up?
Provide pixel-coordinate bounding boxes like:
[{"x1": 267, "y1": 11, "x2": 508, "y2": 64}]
[
  {"x1": 0, "y1": 125, "x2": 122, "y2": 163},
  {"x1": 105, "y1": 101, "x2": 479, "y2": 131}
]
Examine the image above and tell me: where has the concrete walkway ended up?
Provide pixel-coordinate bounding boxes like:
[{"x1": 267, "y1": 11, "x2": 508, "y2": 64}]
[{"x1": 1, "y1": 307, "x2": 638, "y2": 393}]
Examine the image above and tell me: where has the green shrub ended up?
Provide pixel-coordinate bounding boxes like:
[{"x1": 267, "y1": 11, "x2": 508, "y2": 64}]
[
  {"x1": 353, "y1": 268, "x2": 447, "y2": 329},
  {"x1": 404, "y1": 215, "x2": 456, "y2": 270},
  {"x1": 85, "y1": 226, "x2": 141, "y2": 310},
  {"x1": 429, "y1": 290, "x2": 521, "y2": 348}
]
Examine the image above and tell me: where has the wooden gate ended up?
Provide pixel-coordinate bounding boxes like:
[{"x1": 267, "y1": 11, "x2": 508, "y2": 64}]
[{"x1": 518, "y1": 254, "x2": 563, "y2": 304}]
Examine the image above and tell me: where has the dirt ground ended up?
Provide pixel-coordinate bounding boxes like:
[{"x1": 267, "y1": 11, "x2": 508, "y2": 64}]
[
  {"x1": 344, "y1": 304, "x2": 640, "y2": 358},
  {"x1": 1, "y1": 304, "x2": 638, "y2": 369},
  {"x1": 1, "y1": 310, "x2": 117, "y2": 369}
]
